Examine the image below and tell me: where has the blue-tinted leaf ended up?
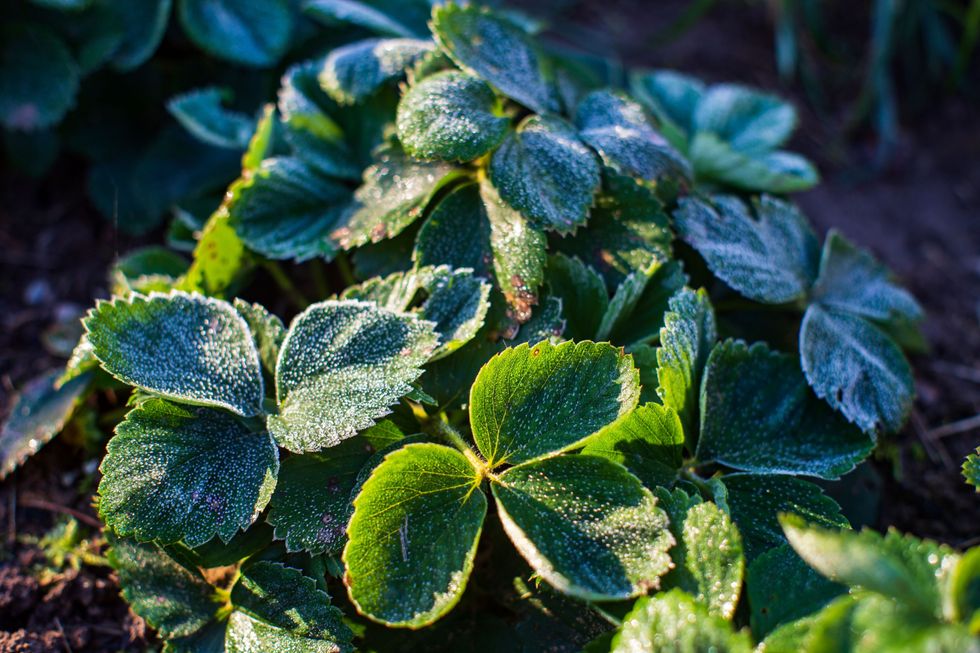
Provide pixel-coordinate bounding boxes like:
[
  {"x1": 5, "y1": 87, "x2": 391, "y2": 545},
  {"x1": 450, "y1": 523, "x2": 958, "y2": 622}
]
[
  {"x1": 178, "y1": 0, "x2": 292, "y2": 67},
  {"x1": 109, "y1": 0, "x2": 172, "y2": 71},
  {"x1": 303, "y1": 0, "x2": 429, "y2": 38},
  {"x1": 629, "y1": 69, "x2": 705, "y2": 150},
  {"x1": 692, "y1": 84, "x2": 797, "y2": 155},
  {"x1": 414, "y1": 182, "x2": 493, "y2": 278},
  {"x1": 689, "y1": 134, "x2": 819, "y2": 193},
  {"x1": 0, "y1": 23, "x2": 79, "y2": 130},
  {"x1": 168, "y1": 87, "x2": 255, "y2": 149},
  {"x1": 321, "y1": 38, "x2": 433, "y2": 105}
]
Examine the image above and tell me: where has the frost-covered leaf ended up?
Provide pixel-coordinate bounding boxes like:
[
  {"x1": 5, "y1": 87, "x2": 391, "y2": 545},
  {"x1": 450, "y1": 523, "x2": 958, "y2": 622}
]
[
  {"x1": 481, "y1": 180, "x2": 548, "y2": 324},
  {"x1": 107, "y1": 535, "x2": 218, "y2": 639},
  {"x1": 493, "y1": 454, "x2": 673, "y2": 601},
  {"x1": 167, "y1": 87, "x2": 255, "y2": 149},
  {"x1": 575, "y1": 89, "x2": 690, "y2": 182},
  {"x1": 689, "y1": 133, "x2": 819, "y2": 193},
  {"x1": 233, "y1": 300, "x2": 285, "y2": 377},
  {"x1": 397, "y1": 70, "x2": 509, "y2": 162},
  {"x1": 226, "y1": 157, "x2": 349, "y2": 262},
  {"x1": 269, "y1": 300, "x2": 437, "y2": 452},
  {"x1": 965, "y1": 448, "x2": 980, "y2": 491},
  {"x1": 267, "y1": 421, "x2": 403, "y2": 554},
  {"x1": 111, "y1": 246, "x2": 189, "y2": 296},
  {"x1": 611, "y1": 589, "x2": 753, "y2": 653},
  {"x1": 343, "y1": 443, "x2": 486, "y2": 627},
  {"x1": 510, "y1": 294, "x2": 565, "y2": 345},
  {"x1": 692, "y1": 84, "x2": 796, "y2": 155},
  {"x1": 554, "y1": 172, "x2": 672, "y2": 288},
  {"x1": 470, "y1": 340, "x2": 639, "y2": 467},
  {"x1": 431, "y1": 3, "x2": 559, "y2": 114},
  {"x1": 781, "y1": 516, "x2": 959, "y2": 619},
  {"x1": 178, "y1": 0, "x2": 292, "y2": 67},
  {"x1": 321, "y1": 38, "x2": 433, "y2": 105},
  {"x1": 674, "y1": 195, "x2": 819, "y2": 304},
  {"x1": 800, "y1": 305, "x2": 914, "y2": 434},
  {"x1": 334, "y1": 145, "x2": 459, "y2": 250},
  {"x1": 488, "y1": 115, "x2": 600, "y2": 234},
  {"x1": 414, "y1": 183, "x2": 493, "y2": 277},
  {"x1": 227, "y1": 561, "x2": 353, "y2": 652},
  {"x1": 99, "y1": 399, "x2": 278, "y2": 547},
  {"x1": 594, "y1": 263, "x2": 659, "y2": 341},
  {"x1": 747, "y1": 544, "x2": 844, "y2": 637},
  {"x1": 0, "y1": 23, "x2": 79, "y2": 130},
  {"x1": 303, "y1": 0, "x2": 430, "y2": 38},
  {"x1": 580, "y1": 403, "x2": 683, "y2": 489},
  {"x1": 697, "y1": 340, "x2": 872, "y2": 478},
  {"x1": 723, "y1": 474, "x2": 848, "y2": 561},
  {"x1": 545, "y1": 254, "x2": 607, "y2": 341},
  {"x1": 607, "y1": 261, "x2": 688, "y2": 348},
  {"x1": 85, "y1": 291, "x2": 265, "y2": 416},
  {"x1": 655, "y1": 288, "x2": 715, "y2": 440},
  {"x1": 0, "y1": 370, "x2": 91, "y2": 481},
  {"x1": 629, "y1": 69, "x2": 704, "y2": 150}
]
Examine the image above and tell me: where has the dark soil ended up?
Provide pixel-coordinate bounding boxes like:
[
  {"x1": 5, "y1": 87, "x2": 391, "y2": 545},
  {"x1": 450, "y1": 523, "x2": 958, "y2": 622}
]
[{"x1": 1, "y1": 2, "x2": 978, "y2": 650}]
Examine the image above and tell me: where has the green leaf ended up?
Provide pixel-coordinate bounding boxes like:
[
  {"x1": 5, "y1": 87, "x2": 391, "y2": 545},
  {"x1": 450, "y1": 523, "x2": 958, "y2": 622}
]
[
  {"x1": 580, "y1": 403, "x2": 683, "y2": 489},
  {"x1": 99, "y1": 399, "x2": 278, "y2": 547},
  {"x1": 168, "y1": 87, "x2": 255, "y2": 149},
  {"x1": 302, "y1": 0, "x2": 429, "y2": 38},
  {"x1": 269, "y1": 300, "x2": 437, "y2": 452},
  {"x1": 233, "y1": 299, "x2": 285, "y2": 377},
  {"x1": 689, "y1": 133, "x2": 819, "y2": 193},
  {"x1": 697, "y1": 340, "x2": 872, "y2": 478},
  {"x1": 781, "y1": 516, "x2": 959, "y2": 619},
  {"x1": 0, "y1": 23, "x2": 79, "y2": 130},
  {"x1": 108, "y1": 0, "x2": 172, "y2": 71},
  {"x1": 544, "y1": 254, "x2": 608, "y2": 341},
  {"x1": 397, "y1": 70, "x2": 509, "y2": 162},
  {"x1": 800, "y1": 305, "x2": 914, "y2": 433},
  {"x1": 949, "y1": 546, "x2": 980, "y2": 626},
  {"x1": 267, "y1": 421, "x2": 404, "y2": 554},
  {"x1": 629, "y1": 69, "x2": 704, "y2": 150},
  {"x1": 226, "y1": 157, "x2": 349, "y2": 261},
  {"x1": 178, "y1": 0, "x2": 292, "y2": 67},
  {"x1": 0, "y1": 370, "x2": 91, "y2": 481},
  {"x1": 178, "y1": 208, "x2": 247, "y2": 296},
  {"x1": 655, "y1": 288, "x2": 715, "y2": 439},
  {"x1": 481, "y1": 180, "x2": 548, "y2": 324},
  {"x1": 85, "y1": 291, "x2": 265, "y2": 416},
  {"x1": 111, "y1": 246, "x2": 190, "y2": 296},
  {"x1": 431, "y1": 3, "x2": 559, "y2": 115},
  {"x1": 607, "y1": 261, "x2": 688, "y2": 348},
  {"x1": 488, "y1": 115, "x2": 601, "y2": 234},
  {"x1": 334, "y1": 144, "x2": 459, "y2": 250},
  {"x1": 107, "y1": 535, "x2": 219, "y2": 639},
  {"x1": 343, "y1": 443, "x2": 486, "y2": 627},
  {"x1": 964, "y1": 448, "x2": 980, "y2": 491},
  {"x1": 321, "y1": 38, "x2": 433, "y2": 105},
  {"x1": 595, "y1": 263, "x2": 659, "y2": 342},
  {"x1": 692, "y1": 84, "x2": 796, "y2": 155},
  {"x1": 168, "y1": 522, "x2": 273, "y2": 569},
  {"x1": 227, "y1": 561, "x2": 354, "y2": 652},
  {"x1": 674, "y1": 195, "x2": 819, "y2": 304},
  {"x1": 574, "y1": 89, "x2": 690, "y2": 182},
  {"x1": 414, "y1": 182, "x2": 493, "y2": 278},
  {"x1": 493, "y1": 454, "x2": 673, "y2": 600},
  {"x1": 723, "y1": 473, "x2": 848, "y2": 561},
  {"x1": 611, "y1": 589, "x2": 753, "y2": 653},
  {"x1": 747, "y1": 544, "x2": 844, "y2": 638},
  {"x1": 470, "y1": 340, "x2": 639, "y2": 467}
]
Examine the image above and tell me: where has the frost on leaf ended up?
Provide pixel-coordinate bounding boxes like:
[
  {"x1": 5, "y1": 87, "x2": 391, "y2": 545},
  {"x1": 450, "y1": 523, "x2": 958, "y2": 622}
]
[
  {"x1": 321, "y1": 38, "x2": 433, "y2": 105},
  {"x1": 84, "y1": 291, "x2": 265, "y2": 416},
  {"x1": 413, "y1": 182, "x2": 494, "y2": 278},
  {"x1": 628, "y1": 69, "x2": 704, "y2": 150},
  {"x1": 167, "y1": 86, "x2": 255, "y2": 149},
  {"x1": 233, "y1": 299, "x2": 286, "y2": 377},
  {"x1": 269, "y1": 300, "x2": 438, "y2": 453},
  {"x1": 964, "y1": 448, "x2": 980, "y2": 491}
]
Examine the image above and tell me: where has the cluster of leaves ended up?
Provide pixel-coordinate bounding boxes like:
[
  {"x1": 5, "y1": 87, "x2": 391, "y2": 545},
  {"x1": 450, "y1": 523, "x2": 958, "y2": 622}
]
[{"x1": 2, "y1": 2, "x2": 979, "y2": 652}]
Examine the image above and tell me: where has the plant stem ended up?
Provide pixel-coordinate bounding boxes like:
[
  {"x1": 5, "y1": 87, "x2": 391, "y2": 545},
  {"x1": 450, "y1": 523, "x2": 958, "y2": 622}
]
[
  {"x1": 262, "y1": 261, "x2": 309, "y2": 309},
  {"x1": 335, "y1": 253, "x2": 357, "y2": 287},
  {"x1": 679, "y1": 468, "x2": 714, "y2": 498},
  {"x1": 309, "y1": 259, "x2": 330, "y2": 298},
  {"x1": 410, "y1": 402, "x2": 486, "y2": 472}
]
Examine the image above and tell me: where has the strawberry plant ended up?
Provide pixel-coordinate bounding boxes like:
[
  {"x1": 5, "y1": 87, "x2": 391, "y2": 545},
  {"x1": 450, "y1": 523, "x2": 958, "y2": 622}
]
[{"x1": 2, "y1": 2, "x2": 978, "y2": 651}]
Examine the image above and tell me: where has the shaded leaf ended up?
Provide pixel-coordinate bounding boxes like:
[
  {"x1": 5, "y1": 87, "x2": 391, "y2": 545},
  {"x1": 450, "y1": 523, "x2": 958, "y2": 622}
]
[
  {"x1": 321, "y1": 38, "x2": 433, "y2": 105},
  {"x1": 178, "y1": 0, "x2": 292, "y2": 67},
  {"x1": 544, "y1": 254, "x2": 607, "y2": 341},
  {"x1": 233, "y1": 299, "x2": 285, "y2": 377},
  {"x1": 108, "y1": 0, "x2": 172, "y2": 71},
  {"x1": 628, "y1": 69, "x2": 704, "y2": 150},
  {"x1": 302, "y1": 0, "x2": 429, "y2": 38},
  {"x1": 606, "y1": 260, "x2": 688, "y2": 348},
  {"x1": 414, "y1": 182, "x2": 493, "y2": 278},
  {"x1": 0, "y1": 23, "x2": 79, "y2": 130},
  {"x1": 167, "y1": 87, "x2": 255, "y2": 149}
]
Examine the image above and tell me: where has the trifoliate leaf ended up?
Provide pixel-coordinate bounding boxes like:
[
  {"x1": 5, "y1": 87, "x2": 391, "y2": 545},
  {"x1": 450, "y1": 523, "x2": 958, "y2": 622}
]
[
  {"x1": 481, "y1": 180, "x2": 548, "y2": 324},
  {"x1": 493, "y1": 454, "x2": 673, "y2": 601},
  {"x1": 178, "y1": 0, "x2": 292, "y2": 67},
  {"x1": 178, "y1": 208, "x2": 247, "y2": 296},
  {"x1": 107, "y1": 535, "x2": 218, "y2": 639},
  {"x1": 629, "y1": 69, "x2": 704, "y2": 150},
  {"x1": 227, "y1": 561, "x2": 353, "y2": 652},
  {"x1": 692, "y1": 84, "x2": 796, "y2": 155},
  {"x1": 167, "y1": 87, "x2": 255, "y2": 149},
  {"x1": 800, "y1": 305, "x2": 914, "y2": 434},
  {"x1": 580, "y1": 403, "x2": 684, "y2": 489},
  {"x1": 611, "y1": 589, "x2": 753, "y2": 653},
  {"x1": 267, "y1": 421, "x2": 404, "y2": 554},
  {"x1": 0, "y1": 370, "x2": 91, "y2": 481},
  {"x1": 544, "y1": 254, "x2": 608, "y2": 341},
  {"x1": 85, "y1": 291, "x2": 265, "y2": 416},
  {"x1": 0, "y1": 23, "x2": 79, "y2": 130},
  {"x1": 965, "y1": 448, "x2": 980, "y2": 492},
  {"x1": 302, "y1": 0, "x2": 430, "y2": 38},
  {"x1": 431, "y1": 3, "x2": 559, "y2": 115},
  {"x1": 674, "y1": 195, "x2": 819, "y2": 304},
  {"x1": 233, "y1": 299, "x2": 285, "y2": 377},
  {"x1": 666, "y1": 501, "x2": 744, "y2": 619},
  {"x1": 333, "y1": 144, "x2": 459, "y2": 250},
  {"x1": 747, "y1": 544, "x2": 844, "y2": 638},
  {"x1": 108, "y1": 0, "x2": 172, "y2": 71},
  {"x1": 99, "y1": 399, "x2": 278, "y2": 547},
  {"x1": 656, "y1": 288, "x2": 716, "y2": 440},
  {"x1": 321, "y1": 38, "x2": 433, "y2": 105},
  {"x1": 488, "y1": 115, "x2": 600, "y2": 234},
  {"x1": 226, "y1": 157, "x2": 350, "y2": 262},
  {"x1": 554, "y1": 172, "x2": 672, "y2": 288},
  {"x1": 723, "y1": 473, "x2": 848, "y2": 561},
  {"x1": 470, "y1": 340, "x2": 639, "y2": 467},
  {"x1": 697, "y1": 340, "x2": 872, "y2": 478},
  {"x1": 575, "y1": 89, "x2": 690, "y2": 182},
  {"x1": 414, "y1": 182, "x2": 493, "y2": 277},
  {"x1": 344, "y1": 443, "x2": 487, "y2": 627},
  {"x1": 781, "y1": 516, "x2": 959, "y2": 619},
  {"x1": 688, "y1": 133, "x2": 819, "y2": 193},
  {"x1": 269, "y1": 300, "x2": 437, "y2": 452},
  {"x1": 396, "y1": 70, "x2": 509, "y2": 162}
]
